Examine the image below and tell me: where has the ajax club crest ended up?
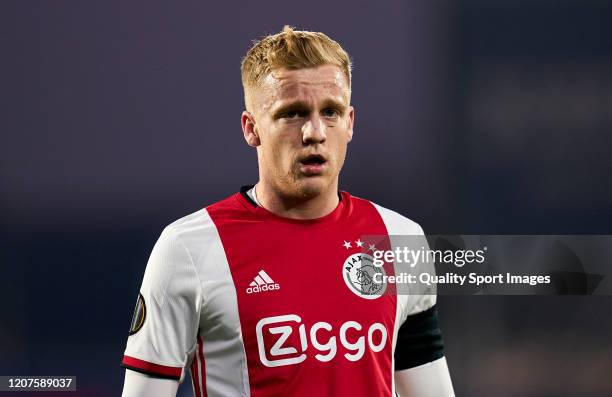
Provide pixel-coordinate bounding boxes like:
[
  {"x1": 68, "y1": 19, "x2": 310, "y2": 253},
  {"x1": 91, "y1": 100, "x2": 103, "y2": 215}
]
[{"x1": 342, "y1": 253, "x2": 387, "y2": 299}]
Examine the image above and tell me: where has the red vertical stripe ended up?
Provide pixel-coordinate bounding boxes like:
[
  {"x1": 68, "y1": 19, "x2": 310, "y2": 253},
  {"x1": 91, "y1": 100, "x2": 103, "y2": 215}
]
[
  {"x1": 191, "y1": 345, "x2": 202, "y2": 397},
  {"x1": 197, "y1": 335, "x2": 207, "y2": 397}
]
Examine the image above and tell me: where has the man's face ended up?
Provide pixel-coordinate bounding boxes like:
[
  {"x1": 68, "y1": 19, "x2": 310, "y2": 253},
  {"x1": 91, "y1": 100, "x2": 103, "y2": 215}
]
[{"x1": 243, "y1": 64, "x2": 354, "y2": 199}]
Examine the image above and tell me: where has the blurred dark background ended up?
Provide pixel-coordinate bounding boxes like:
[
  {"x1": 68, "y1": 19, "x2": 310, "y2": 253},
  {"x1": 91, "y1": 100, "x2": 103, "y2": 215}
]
[{"x1": 1, "y1": 0, "x2": 611, "y2": 396}]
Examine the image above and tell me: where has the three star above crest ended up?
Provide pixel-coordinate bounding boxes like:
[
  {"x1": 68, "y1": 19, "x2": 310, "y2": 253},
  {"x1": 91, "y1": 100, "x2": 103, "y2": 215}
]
[{"x1": 342, "y1": 239, "x2": 373, "y2": 250}]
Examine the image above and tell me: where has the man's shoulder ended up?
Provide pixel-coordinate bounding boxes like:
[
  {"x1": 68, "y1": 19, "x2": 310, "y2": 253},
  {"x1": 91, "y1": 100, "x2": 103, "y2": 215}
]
[
  {"x1": 165, "y1": 207, "x2": 212, "y2": 235},
  {"x1": 164, "y1": 192, "x2": 242, "y2": 233},
  {"x1": 349, "y1": 193, "x2": 425, "y2": 235}
]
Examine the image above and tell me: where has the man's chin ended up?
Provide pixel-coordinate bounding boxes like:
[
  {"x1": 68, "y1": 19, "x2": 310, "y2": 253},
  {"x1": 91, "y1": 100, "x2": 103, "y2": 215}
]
[{"x1": 294, "y1": 176, "x2": 331, "y2": 198}]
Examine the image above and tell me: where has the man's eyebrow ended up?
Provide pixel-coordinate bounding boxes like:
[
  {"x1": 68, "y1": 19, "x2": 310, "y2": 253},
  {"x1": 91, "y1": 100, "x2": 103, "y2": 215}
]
[
  {"x1": 272, "y1": 101, "x2": 310, "y2": 116},
  {"x1": 320, "y1": 98, "x2": 347, "y2": 111}
]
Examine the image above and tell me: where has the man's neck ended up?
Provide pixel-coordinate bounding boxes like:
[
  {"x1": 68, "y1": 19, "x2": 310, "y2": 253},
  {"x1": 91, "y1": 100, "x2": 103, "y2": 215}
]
[{"x1": 253, "y1": 182, "x2": 340, "y2": 220}]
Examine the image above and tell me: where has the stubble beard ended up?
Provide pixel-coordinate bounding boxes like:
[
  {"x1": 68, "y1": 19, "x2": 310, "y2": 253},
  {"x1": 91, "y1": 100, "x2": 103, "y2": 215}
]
[{"x1": 275, "y1": 160, "x2": 335, "y2": 201}]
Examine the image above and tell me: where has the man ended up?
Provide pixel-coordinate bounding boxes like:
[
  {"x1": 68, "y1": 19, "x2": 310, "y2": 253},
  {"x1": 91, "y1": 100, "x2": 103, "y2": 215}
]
[{"x1": 121, "y1": 26, "x2": 454, "y2": 397}]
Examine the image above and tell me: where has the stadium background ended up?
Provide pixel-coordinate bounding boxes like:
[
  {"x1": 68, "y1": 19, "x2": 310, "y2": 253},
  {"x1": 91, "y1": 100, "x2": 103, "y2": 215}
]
[{"x1": 1, "y1": 1, "x2": 611, "y2": 395}]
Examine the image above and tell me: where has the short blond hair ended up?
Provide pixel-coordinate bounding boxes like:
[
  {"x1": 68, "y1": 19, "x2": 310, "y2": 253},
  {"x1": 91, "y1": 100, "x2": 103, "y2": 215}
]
[{"x1": 241, "y1": 26, "x2": 352, "y2": 110}]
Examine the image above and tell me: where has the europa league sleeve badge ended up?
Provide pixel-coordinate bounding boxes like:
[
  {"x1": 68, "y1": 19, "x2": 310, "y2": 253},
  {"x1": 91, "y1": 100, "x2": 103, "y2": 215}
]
[{"x1": 128, "y1": 293, "x2": 147, "y2": 335}]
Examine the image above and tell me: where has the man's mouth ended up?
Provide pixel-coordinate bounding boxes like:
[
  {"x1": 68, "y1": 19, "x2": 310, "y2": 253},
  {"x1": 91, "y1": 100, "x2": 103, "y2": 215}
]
[
  {"x1": 299, "y1": 154, "x2": 328, "y2": 175},
  {"x1": 300, "y1": 154, "x2": 326, "y2": 165}
]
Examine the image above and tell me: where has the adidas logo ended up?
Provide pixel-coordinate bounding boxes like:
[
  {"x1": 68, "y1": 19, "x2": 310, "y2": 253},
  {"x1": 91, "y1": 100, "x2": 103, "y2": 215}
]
[{"x1": 246, "y1": 270, "x2": 280, "y2": 294}]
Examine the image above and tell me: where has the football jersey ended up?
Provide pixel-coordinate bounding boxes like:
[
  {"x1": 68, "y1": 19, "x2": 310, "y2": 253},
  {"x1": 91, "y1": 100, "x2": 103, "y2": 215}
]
[{"x1": 122, "y1": 187, "x2": 437, "y2": 397}]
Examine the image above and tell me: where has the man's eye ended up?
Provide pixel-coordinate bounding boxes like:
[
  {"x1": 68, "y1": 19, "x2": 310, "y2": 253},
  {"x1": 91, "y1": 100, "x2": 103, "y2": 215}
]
[
  {"x1": 281, "y1": 110, "x2": 306, "y2": 119},
  {"x1": 323, "y1": 108, "x2": 340, "y2": 118}
]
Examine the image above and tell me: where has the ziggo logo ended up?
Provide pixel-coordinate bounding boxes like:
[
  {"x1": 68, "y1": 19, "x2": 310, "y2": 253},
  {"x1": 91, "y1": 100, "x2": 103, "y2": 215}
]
[{"x1": 255, "y1": 314, "x2": 388, "y2": 367}]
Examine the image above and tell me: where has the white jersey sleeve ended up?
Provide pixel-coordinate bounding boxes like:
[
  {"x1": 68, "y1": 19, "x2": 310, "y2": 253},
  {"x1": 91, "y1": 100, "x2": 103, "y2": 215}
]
[
  {"x1": 121, "y1": 370, "x2": 179, "y2": 397},
  {"x1": 372, "y1": 203, "x2": 436, "y2": 321},
  {"x1": 372, "y1": 203, "x2": 446, "y2": 376},
  {"x1": 122, "y1": 225, "x2": 203, "y2": 381},
  {"x1": 394, "y1": 357, "x2": 455, "y2": 397}
]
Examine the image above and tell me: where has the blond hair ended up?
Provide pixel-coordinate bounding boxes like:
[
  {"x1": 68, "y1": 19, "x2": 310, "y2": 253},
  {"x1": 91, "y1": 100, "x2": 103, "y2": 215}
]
[{"x1": 241, "y1": 26, "x2": 352, "y2": 110}]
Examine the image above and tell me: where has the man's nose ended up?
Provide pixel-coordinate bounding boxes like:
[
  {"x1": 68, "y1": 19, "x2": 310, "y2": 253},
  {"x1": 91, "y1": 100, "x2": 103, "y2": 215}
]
[{"x1": 302, "y1": 115, "x2": 327, "y2": 145}]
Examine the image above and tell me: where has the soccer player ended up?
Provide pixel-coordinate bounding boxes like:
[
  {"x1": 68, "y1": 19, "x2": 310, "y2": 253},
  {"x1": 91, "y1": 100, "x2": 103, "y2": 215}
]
[{"x1": 121, "y1": 26, "x2": 454, "y2": 397}]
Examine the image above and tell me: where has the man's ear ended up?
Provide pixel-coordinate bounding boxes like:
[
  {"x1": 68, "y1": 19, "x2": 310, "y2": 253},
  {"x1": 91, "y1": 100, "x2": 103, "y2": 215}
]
[
  {"x1": 346, "y1": 105, "x2": 355, "y2": 143},
  {"x1": 241, "y1": 111, "x2": 261, "y2": 147}
]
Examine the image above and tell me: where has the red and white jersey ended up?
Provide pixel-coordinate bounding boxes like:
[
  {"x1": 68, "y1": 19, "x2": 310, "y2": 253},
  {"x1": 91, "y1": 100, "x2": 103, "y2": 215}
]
[{"x1": 122, "y1": 187, "x2": 436, "y2": 397}]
